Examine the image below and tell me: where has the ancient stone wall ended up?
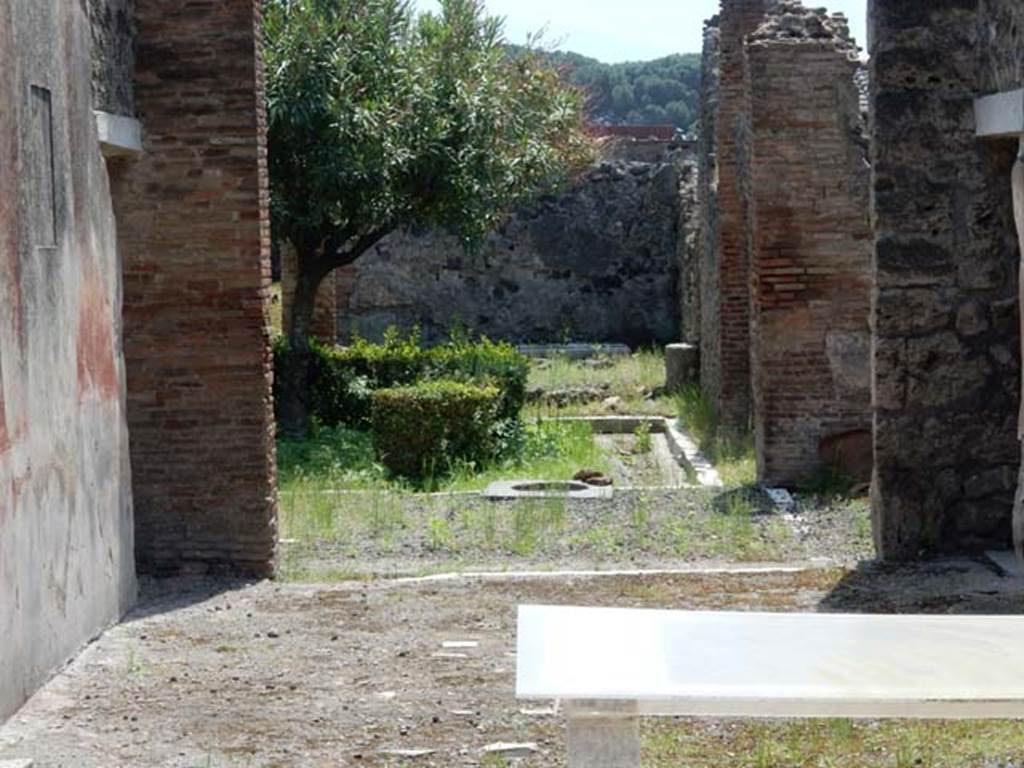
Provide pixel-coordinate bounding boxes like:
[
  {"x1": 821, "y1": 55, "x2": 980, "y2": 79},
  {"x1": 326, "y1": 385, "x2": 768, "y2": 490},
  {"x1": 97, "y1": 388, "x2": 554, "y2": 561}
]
[
  {"x1": 870, "y1": 0, "x2": 1024, "y2": 557},
  {"x1": 88, "y1": 0, "x2": 134, "y2": 115},
  {"x1": 0, "y1": 0, "x2": 136, "y2": 720},
  {"x1": 678, "y1": 147, "x2": 701, "y2": 345},
  {"x1": 116, "y1": 0, "x2": 277, "y2": 575},
  {"x1": 699, "y1": 0, "x2": 769, "y2": 434},
  {"x1": 697, "y1": 18, "x2": 721, "y2": 388},
  {"x1": 331, "y1": 153, "x2": 686, "y2": 347},
  {"x1": 746, "y1": 5, "x2": 872, "y2": 486}
]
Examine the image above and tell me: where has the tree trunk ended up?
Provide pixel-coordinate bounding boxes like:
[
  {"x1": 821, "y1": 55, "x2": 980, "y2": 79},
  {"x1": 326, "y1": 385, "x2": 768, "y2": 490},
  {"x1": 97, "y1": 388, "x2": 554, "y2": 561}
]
[
  {"x1": 278, "y1": 259, "x2": 327, "y2": 438},
  {"x1": 275, "y1": 228, "x2": 393, "y2": 438}
]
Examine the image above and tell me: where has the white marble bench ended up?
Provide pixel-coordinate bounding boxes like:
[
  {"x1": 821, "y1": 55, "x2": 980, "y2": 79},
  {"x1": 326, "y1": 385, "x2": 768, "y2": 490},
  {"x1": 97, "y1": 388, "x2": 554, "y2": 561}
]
[{"x1": 515, "y1": 604, "x2": 1024, "y2": 768}]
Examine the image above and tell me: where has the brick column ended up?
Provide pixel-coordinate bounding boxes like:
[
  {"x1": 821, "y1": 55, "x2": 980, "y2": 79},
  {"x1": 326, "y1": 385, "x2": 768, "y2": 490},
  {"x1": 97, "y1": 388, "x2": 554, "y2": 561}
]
[
  {"x1": 116, "y1": 0, "x2": 277, "y2": 575},
  {"x1": 746, "y1": 11, "x2": 872, "y2": 487}
]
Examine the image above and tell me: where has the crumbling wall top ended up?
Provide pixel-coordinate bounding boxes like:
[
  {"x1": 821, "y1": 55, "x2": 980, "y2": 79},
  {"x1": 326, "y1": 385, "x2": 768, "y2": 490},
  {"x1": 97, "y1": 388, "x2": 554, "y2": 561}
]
[{"x1": 748, "y1": 1, "x2": 861, "y2": 59}]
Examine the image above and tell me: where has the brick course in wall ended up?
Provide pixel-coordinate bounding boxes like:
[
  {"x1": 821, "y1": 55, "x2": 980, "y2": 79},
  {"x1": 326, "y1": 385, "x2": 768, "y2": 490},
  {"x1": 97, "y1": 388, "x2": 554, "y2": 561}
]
[
  {"x1": 116, "y1": 0, "x2": 277, "y2": 575},
  {"x1": 870, "y1": 0, "x2": 1024, "y2": 557},
  {"x1": 746, "y1": 6, "x2": 872, "y2": 486}
]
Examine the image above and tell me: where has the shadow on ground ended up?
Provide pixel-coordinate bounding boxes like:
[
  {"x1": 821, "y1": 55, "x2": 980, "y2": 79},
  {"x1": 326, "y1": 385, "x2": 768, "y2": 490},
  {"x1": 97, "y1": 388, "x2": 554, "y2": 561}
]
[{"x1": 820, "y1": 556, "x2": 1024, "y2": 614}]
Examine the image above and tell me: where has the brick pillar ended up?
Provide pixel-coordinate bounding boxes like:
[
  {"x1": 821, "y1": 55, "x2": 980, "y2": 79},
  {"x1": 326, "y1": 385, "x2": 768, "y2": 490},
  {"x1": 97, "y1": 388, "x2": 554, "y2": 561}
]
[
  {"x1": 280, "y1": 243, "x2": 339, "y2": 344},
  {"x1": 701, "y1": 0, "x2": 768, "y2": 435},
  {"x1": 116, "y1": 0, "x2": 277, "y2": 575},
  {"x1": 746, "y1": 12, "x2": 872, "y2": 487}
]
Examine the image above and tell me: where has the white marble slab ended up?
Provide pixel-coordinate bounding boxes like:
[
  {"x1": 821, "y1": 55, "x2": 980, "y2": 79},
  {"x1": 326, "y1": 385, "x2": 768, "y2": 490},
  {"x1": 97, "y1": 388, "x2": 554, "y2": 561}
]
[
  {"x1": 516, "y1": 605, "x2": 1024, "y2": 719},
  {"x1": 975, "y1": 88, "x2": 1024, "y2": 138},
  {"x1": 94, "y1": 111, "x2": 142, "y2": 157}
]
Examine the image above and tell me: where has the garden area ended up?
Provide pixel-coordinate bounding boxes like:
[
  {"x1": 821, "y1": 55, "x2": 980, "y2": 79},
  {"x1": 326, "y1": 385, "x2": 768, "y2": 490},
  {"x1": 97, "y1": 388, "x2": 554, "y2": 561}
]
[{"x1": 274, "y1": 331, "x2": 874, "y2": 582}]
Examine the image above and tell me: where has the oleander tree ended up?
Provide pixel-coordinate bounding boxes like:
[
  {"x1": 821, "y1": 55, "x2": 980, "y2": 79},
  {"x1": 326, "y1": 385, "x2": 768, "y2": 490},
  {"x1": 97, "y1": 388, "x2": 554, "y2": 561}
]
[{"x1": 264, "y1": 0, "x2": 595, "y2": 435}]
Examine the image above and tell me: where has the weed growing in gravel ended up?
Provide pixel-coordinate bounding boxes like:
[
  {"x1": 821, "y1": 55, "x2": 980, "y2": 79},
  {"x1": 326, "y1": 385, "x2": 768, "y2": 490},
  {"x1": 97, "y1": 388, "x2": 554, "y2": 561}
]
[
  {"x1": 574, "y1": 523, "x2": 624, "y2": 559},
  {"x1": 425, "y1": 515, "x2": 456, "y2": 552},
  {"x1": 458, "y1": 504, "x2": 499, "y2": 550},
  {"x1": 480, "y1": 754, "x2": 510, "y2": 768},
  {"x1": 633, "y1": 421, "x2": 653, "y2": 453},
  {"x1": 853, "y1": 501, "x2": 873, "y2": 545},
  {"x1": 631, "y1": 492, "x2": 653, "y2": 547},
  {"x1": 510, "y1": 498, "x2": 567, "y2": 555}
]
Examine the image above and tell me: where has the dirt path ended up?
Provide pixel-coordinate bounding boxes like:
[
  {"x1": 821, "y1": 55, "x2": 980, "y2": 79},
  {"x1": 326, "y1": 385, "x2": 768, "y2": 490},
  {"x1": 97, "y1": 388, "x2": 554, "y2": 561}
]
[{"x1": 2, "y1": 560, "x2": 1022, "y2": 767}]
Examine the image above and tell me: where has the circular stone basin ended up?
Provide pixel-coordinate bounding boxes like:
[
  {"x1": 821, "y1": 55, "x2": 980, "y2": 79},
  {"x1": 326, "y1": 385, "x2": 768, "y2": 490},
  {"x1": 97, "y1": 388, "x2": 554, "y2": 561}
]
[
  {"x1": 483, "y1": 479, "x2": 613, "y2": 500},
  {"x1": 510, "y1": 481, "x2": 590, "y2": 494}
]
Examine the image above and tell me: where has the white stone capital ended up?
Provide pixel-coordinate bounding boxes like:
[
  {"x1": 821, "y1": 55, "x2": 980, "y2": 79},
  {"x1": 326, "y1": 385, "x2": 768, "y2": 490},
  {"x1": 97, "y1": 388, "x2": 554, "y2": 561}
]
[{"x1": 94, "y1": 111, "x2": 143, "y2": 158}]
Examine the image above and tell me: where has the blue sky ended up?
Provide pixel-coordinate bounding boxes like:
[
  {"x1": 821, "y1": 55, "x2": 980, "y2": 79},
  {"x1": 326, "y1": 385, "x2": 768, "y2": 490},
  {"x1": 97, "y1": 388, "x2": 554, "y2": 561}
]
[{"x1": 413, "y1": 0, "x2": 868, "y2": 63}]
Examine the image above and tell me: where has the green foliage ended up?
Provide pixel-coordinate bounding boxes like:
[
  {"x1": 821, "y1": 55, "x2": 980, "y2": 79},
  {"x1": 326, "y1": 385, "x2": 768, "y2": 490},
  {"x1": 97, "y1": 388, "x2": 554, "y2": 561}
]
[
  {"x1": 276, "y1": 423, "x2": 386, "y2": 488},
  {"x1": 265, "y1": 0, "x2": 594, "y2": 437},
  {"x1": 633, "y1": 422, "x2": 653, "y2": 454},
  {"x1": 675, "y1": 384, "x2": 756, "y2": 487},
  {"x1": 370, "y1": 379, "x2": 501, "y2": 478},
  {"x1": 513, "y1": 48, "x2": 701, "y2": 132},
  {"x1": 675, "y1": 384, "x2": 719, "y2": 454},
  {"x1": 800, "y1": 461, "x2": 857, "y2": 499},
  {"x1": 423, "y1": 331, "x2": 529, "y2": 421},
  {"x1": 274, "y1": 329, "x2": 529, "y2": 428},
  {"x1": 264, "y1": 0, "x2": 595, "y2": 257}
]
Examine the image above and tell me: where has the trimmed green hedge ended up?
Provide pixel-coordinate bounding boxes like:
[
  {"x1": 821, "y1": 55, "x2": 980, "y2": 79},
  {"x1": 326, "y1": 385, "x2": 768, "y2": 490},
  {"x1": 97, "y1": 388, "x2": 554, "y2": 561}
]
[
  {"x1": 371, "y1": 380, "x2": 501, "y2": 478},
  {"x1": 274, "y1": 329, "x2": 529, "y2": 428}
]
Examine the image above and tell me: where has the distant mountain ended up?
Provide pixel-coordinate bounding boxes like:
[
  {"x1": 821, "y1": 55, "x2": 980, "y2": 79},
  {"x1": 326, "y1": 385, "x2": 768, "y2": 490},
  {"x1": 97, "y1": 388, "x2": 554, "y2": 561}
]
[{"x1": 515, "y1": 48, "x2": 702, "y2": 133}]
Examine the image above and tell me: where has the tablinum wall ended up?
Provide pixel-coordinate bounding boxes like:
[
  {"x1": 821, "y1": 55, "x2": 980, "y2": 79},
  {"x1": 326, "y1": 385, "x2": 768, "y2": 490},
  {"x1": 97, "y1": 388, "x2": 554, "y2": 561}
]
[
  {"x1": 869, "y1": 0, "x2": 1024, "y2": 557},
  {"x1": 0, "y1": 0, "x2": 135, "y2": 721}
]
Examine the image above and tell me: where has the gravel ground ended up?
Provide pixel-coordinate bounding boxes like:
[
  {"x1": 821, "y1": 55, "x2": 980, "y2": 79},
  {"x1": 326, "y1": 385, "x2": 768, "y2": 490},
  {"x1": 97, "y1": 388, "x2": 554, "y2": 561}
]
[{"x1": 2, "y1": 561, "x2": 1023, "y2": 768}]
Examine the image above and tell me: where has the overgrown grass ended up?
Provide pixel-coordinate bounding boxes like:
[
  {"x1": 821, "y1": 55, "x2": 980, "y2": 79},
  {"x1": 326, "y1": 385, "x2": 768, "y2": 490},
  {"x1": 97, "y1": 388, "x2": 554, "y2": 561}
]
[
  {"x1": 644, "y1": 717, "x2": 1024, "y2": 767},
  {"x1": 278, "y1": 484, "x2": 794, "y2": 581},
  {"x1": 675, "y1": 384, "x2": 756, "y2": 487},
  {"x1": 275, "y1": 351, "x2": 801, "y2": 580},
  {"x1": 526, "y1": 349, "x2": 675, "y2": 417},
  {"x1": 277, "y1": 420, "x2": 608, "y2": 495},
  {"x1": 442, "y1": 419, "x2": 610, "y2": 492}
]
